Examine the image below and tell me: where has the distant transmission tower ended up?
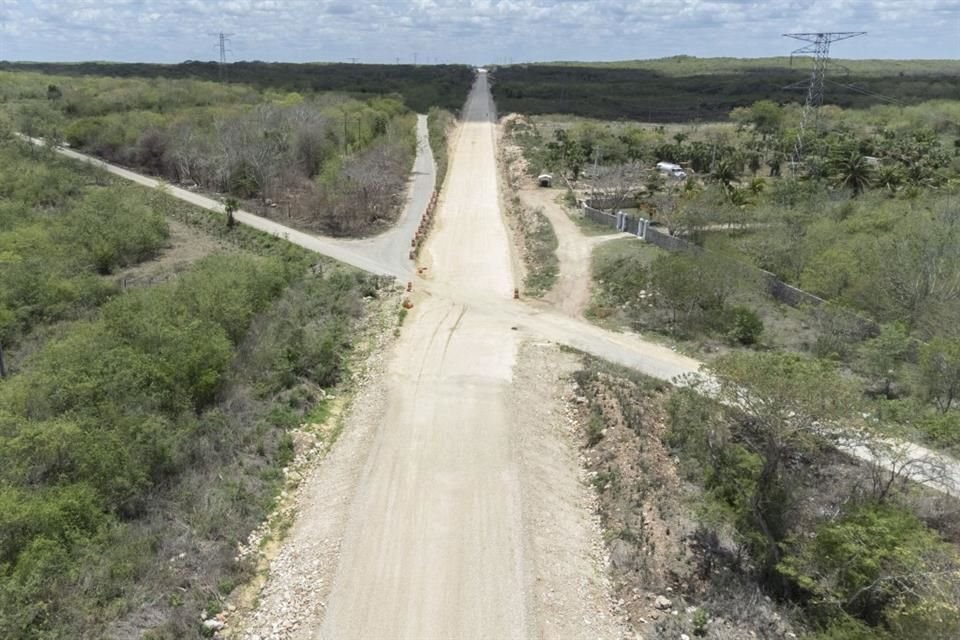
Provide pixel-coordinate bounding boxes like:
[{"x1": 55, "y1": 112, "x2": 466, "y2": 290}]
[
  {"x1": 209, "y1": 31, "x2": 234, "y2": 81},
  {"x1": 783, "y1": 31, "x2": 865, "y2": 165}
]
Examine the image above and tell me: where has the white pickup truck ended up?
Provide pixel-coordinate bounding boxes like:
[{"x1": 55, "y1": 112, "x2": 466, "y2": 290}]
[{"x1": 656, "y1": 161, "x2": 687, "y2": 179}]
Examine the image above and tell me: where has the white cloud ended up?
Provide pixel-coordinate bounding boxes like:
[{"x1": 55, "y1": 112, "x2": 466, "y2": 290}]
[{"x1": 0, "y1": 0, "x2": 956, "y2": 62}]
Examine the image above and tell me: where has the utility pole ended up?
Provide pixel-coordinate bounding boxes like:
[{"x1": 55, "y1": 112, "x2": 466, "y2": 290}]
[
  {"x1": 209, "y1": 31, "x2": 234, "y2": 82},
  {"x1": 783, "y1": 31, "x2": 865, "y2": 166}
]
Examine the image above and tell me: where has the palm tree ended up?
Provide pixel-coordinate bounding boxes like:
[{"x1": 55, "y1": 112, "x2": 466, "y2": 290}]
[
  {"x1": 830, "y1": 150, "x2": 874, "y2": 197},
  {"x1": 224, "y1": 197, "x2": 239, "y2": 229},
  {"x1": 711, "y1": 157, "x2": 740, "y2": 196},
  {"x1": 747, "y1": 177, "x2": 766, "y2": 196},
  {"x1": 875, "y1": 165, "x2": 904, "y2": 194}
]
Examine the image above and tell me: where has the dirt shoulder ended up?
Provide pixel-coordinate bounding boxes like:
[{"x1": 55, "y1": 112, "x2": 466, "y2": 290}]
[
  {"x1": 570, "y1": 359, "x2": 799, "y2": 639},
  {"x1": 219, "y1": 290, "x2": 400, "y2": 640},
  {"x1": 513, "y1": 341, "x2": 629, "y2": 639}
]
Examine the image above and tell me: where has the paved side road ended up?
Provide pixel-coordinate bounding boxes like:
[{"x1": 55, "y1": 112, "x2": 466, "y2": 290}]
[
  {"x1": 20, "y1": 116, "x2": 437, "y2": 280},
  {"x1": 338, "y1": 114, "x2": 436, "y2": 278}
]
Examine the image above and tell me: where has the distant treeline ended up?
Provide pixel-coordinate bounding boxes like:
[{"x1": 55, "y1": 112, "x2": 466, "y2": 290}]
[
  {"x1": 491, "y1": 60, "x2": 960, "y2": 122},
  {"x1": 0, "y1": 61, "x2": 475, "y2": 113}
]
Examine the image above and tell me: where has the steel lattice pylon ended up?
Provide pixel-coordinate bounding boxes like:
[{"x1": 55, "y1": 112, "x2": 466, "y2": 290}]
[{"x1": 783, "y1": 31, "x2": 865, "y2": 166}]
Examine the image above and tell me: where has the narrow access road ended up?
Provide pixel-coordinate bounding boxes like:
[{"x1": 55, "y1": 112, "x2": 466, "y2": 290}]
[
  {"x1": 317, "y1": 70, "x2": 531, "y2": 639},
  {"x1": 512, "y1": 176, "x2": 624, "y2": 319}
]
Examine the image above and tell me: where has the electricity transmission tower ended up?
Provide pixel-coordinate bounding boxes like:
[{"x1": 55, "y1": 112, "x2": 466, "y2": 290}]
[
  {"x1": 783, "y1": 31, "x2": 865, "y2": 165},
  {"x1": 210, "y1": 31, "x2": 234, "y2": 81}
]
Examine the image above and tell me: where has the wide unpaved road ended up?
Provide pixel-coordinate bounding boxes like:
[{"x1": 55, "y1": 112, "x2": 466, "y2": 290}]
[{"x1": 318, "y1": 71, "x2": 530, "y2": 639}]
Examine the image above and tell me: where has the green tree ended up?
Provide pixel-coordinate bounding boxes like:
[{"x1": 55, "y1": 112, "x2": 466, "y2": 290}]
[
  {"x1": 778, "y1": 503, "x2": 960, "y2": 632},
  {"x1": 650, "y1": 250, "x2": 753, "y2": 335},
  {"x1": 703, "y1": 353, "x2": 859, "y2": 583},
  {"x1": 0, "y1": 306, "x2": 12, "y2": 378},
  {"x1": 722, "y1": 305, "x2": 764, "y2": 346},
  {"x1": 875, "y1": 164, "x2": 904, "y2": 193},
  {"x1": 830, "y1": 150, "x2": 875, "y2": 196},
  {"x1": 918, "y1": 337, "x2": 960, "y2": 413},
  {"x1": 0, "y1": 111, "x2": 13, "y2": 142},
  {"x1": 710, "y1": 157, "x2": 740, "y2": 196},
  {"x1": 224, "y1": 196, "x2": 239, "y2": 229},
  {"x1": 858, "y1": 323, "x2": 913, "y2": 398},
  {"x1": 747, "y1": 100, "x2": 785, "y2": 138}
]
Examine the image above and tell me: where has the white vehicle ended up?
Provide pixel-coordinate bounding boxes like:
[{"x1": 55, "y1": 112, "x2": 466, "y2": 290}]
[{"x1": 656, "y1": 161, "x2": 687, "y2": 179}]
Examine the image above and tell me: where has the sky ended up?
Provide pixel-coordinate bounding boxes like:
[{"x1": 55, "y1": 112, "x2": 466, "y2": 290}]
[{"x1": 0, "y1": 0, "x2": 958, "y2": 64}]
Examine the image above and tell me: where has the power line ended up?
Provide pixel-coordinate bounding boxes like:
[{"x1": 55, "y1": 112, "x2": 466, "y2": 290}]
[
  {"x1": 208, "y1": 31, "x2": 234, "y2": 81},
  {"x1": 823, "y1": 78, "x2": 904, "y2": 106},
  {"x1": 782, "y1": 31, "x2": 866, "y2": 166}
]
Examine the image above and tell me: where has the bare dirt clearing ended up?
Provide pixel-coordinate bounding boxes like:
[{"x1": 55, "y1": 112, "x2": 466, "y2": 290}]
[{"x1": 112, "y1": 217, "x2": 231, "y2": 286}]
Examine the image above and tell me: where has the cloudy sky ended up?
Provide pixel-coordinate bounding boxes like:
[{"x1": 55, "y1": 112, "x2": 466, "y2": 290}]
[{"x1": 0, "y1": 0, "x2": 957, "y2": 64}]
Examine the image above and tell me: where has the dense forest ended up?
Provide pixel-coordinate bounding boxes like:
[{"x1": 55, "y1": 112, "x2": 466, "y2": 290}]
[
  {"x1": 491, "y1": 57, "x2": 960, "y2": 121},
  {"x1": 0, "y1": 138, "x2": 390, "y2": 638},
  {"x1": 0, "y1": 70, "x2": 430, "y2": 236},
  {"x1": 0, "y1": 61, "x2": 475, "y2": 113}
]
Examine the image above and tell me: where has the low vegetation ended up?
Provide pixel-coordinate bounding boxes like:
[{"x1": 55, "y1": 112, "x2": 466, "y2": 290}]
[
  {"x1": 509, "y1": 91, "x2": 960, "y2": 453},
  {"x1": 0, "y1": 138, "x2": 391, "y2": 638},
  {"x1": 572, "y1": 351, "x2": 960, "y2": 640},
  {"x1": 513, "y1": 200, "x2": 559, "y2": 297},
  {"x1": 0, "y1": 142, "x2": 170, "y2": 371},
  {"x1": 427, "y1": 107, "x2": 456, "y2": 188},
  {"x1": 2, "y1": 70, "x2": 421, "y2": 237}
]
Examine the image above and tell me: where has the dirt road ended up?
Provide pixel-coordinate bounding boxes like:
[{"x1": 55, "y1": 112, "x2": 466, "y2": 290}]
[
  {"x1": 512, "y1": 172, "x2": 624, "y2": 318},
  {"x1": 317, "y1": 70, "x2": 535, "y2": 639}
]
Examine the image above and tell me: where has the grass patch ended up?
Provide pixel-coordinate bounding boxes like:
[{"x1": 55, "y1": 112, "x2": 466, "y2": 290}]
[
  {"x1": 571, "y1": 210, "x2": 620, "y2": 236},
  {"x1": 524, "y1": 209, "x2": 560, "y2": 295},
  {"x1": 303, "y1": 398, "x2": 333, "y2": 426},
  {"x1": 587, "y1": 237, "x2": 663, "y2": 326},
  {"x1": 428, "y1": 107, "x2": 456, "y2": 189},
  {"x1": 507, "y1": 199, "x2": 559, "y2": 297}
]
